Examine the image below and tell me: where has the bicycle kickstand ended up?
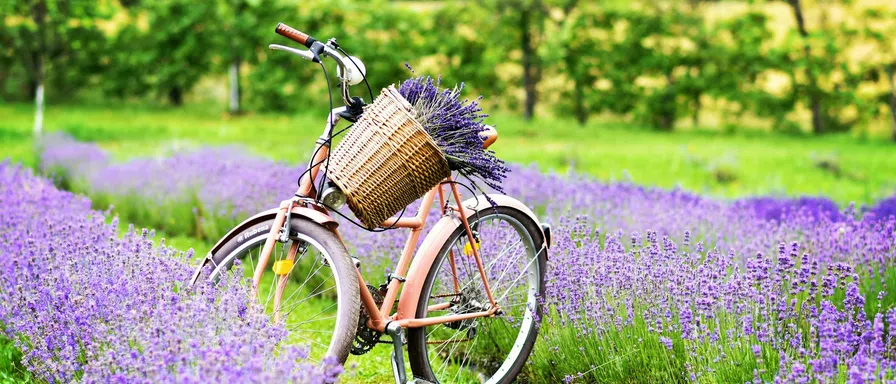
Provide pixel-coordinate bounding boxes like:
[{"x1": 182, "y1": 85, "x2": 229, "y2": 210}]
[{"x1": 385, "y1": 322, "x2": 434, "y2": 384}]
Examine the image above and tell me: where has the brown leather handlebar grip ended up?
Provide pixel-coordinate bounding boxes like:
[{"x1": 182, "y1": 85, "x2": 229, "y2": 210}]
[{"x1": 275, "y1": 22, "x2": 316, "y2": 48}]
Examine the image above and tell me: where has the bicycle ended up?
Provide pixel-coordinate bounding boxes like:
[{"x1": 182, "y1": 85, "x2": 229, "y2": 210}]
[{"x1": 191, "y1": 23, "x2": 551, "y2": 384}]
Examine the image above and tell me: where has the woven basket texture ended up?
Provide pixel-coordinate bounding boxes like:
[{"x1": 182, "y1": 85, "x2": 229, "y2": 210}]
[{"x1": 328, "y1": 86, "x2": 450, "y2": 229}]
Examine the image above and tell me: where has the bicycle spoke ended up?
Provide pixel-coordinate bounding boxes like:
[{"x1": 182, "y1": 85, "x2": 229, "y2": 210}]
[
  {"x1": 288, "y1": 314, "x2": 338, "y2": 330},
  {"x1": 215, "y1": 231, "x2": 344, "y2": 365},
  {"x1": 452, "y1": 336, "x2": 481, "y2": 382},
  {"x1": 494, "y1": 247, "x2": 543, "y2": 304},
  {"x1": 263, "y1": 241, "x2": 294, "y2": 310},
  {"x1": 282, "y1": 283, "x2": 335, "y2": 317},
  {"x1": 289, "y1": 301, "x2": 338, "y2": 327},
  {"x1": 247, "y1": 246, "x2": 257, "y2": 279},
  {"x1": 280, "y1": 260, "x2": 329, "y2": 305}
]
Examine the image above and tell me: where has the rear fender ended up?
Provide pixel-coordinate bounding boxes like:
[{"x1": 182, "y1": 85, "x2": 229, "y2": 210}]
[{"x1": 394, "y1": 194, "x2": 545, "y2": 320}]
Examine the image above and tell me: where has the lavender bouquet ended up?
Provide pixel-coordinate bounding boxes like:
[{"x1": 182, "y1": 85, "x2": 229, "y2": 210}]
[{"x1": 397, "y1": 71, "x2": 510, "y2": 193}]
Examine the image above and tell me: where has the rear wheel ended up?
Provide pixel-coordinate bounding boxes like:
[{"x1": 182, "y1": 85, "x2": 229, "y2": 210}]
[
  {"x1": 408, "y1": 206, "x2": 547, "y2": 383},
  {"x1": 204, "y1": 217, "x2": 360, "y2": 363}
]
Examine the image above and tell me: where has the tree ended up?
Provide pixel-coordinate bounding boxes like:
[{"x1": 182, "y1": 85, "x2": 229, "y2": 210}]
[
  {"x1": 787, "y1": 0, "x2": 825, "y2": 134},
  {"x1": 861, "y1": 5, "x2": 896, "y2": 142},
  {"x1": 888, "y1": 64, "x2": 896, "y2": 142},
  {"x1": 784, "y1": 0, "x2": 869, "y2": 134},
  {"x1": 133, "y1": 0, "x2": 218, "y2": 106},
  {"x1": 217, "y1": 0, "x2": 283, "y2": 115},
  {"x1": 0, "y1": 0, "x2": 108, "y2": 136},
  {"x1": 482, "y1": 0, "x2": 581, "y2": 120},
  {"x1": 479, "y1": 0, "x2": 548, "y2": 120}
]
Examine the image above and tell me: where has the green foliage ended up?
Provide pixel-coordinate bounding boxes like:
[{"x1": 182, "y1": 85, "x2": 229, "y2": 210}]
[
  {"x1": 244, "y1": 0, "x2": 432, "y2": 111},
  {"x1": 116, "y1": 0, "x2": 219, "y2": 105},
  {"x1": 5, "y1": 0, "x2": 896, "y2": 134},
  {"x1": 0, "y1": 0, "x2": 111, "y2": 102},
  {"x1": 0, "y1": 333, "x2": 35, "y2": 384}
]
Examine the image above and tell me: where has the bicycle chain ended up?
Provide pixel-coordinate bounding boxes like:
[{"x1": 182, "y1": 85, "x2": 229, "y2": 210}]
[{"x1": 426, "y1": 338, "x2": 472, "y2": 345}]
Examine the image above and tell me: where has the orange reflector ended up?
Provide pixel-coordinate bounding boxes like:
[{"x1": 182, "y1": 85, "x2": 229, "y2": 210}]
[{"x1": 272, "y1": 260, "x2": 294, "y2": 275}]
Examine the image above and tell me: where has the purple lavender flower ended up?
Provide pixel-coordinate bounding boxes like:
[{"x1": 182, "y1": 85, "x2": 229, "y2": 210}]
[
  {"x1": 659, "y1": 336, "x2": 674, "y2": 351},
  {"x1": 397, "y1": 70, "x2": 510, "y2": 192},
  {"x1": 865, "y1": 194, "x2": 896, "y2": 222},
  {"x1": 0, "y1": 163, "x2": 340, "y2": 383}
]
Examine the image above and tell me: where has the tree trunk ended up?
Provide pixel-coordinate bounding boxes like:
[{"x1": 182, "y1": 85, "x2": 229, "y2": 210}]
[
  {"x1": 32, "y1": 0, "x2": 47, "y2": 138},
  {"x1": 788, "y1": 0, "x2": 825, "y2": 134},
  {"x1": 659, "y1": 73, "x2": 677, "y2": 131},
  {"x1": 574, "y1": 82, "x2": 587, "y2": 124},
  {"x1": 886, "y1": 63, "x2": 896, "y2": 142},
  {"x1": 0, "y1": 70, "x2": 7, "y2": 101},
  {"x1": 229, "y1": 57, "x2": 241, "y2": 114},
  {"x1": 34, "y1": 80, "x2": 44, "y2": 138},
  {"x1": 520, "y1": 7, "x2": 540, "y2": 121},
  {"x1": 692, "y1": 94, "x2": 701, "y2": 128},
  {"x1": 168, "y1": 87, "x2": 183, "y2": 106}
]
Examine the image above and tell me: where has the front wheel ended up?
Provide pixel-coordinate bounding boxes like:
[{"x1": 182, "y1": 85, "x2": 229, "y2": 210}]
[
  {"x1": 202, "y1": 217, "x2": 360, "y2": 364},
  {"x1": 408, "y1": 206, "x2": 547, "y2": 384}
]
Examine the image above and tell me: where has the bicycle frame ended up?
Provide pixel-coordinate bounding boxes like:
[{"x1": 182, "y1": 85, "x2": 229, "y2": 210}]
[{"x1": 251, "y1": 108, "x2": 501, "y2": 333}]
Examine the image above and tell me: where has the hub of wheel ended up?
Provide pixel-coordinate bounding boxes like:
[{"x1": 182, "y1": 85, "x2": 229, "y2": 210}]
[{"x1": 444, "y1": 287, "x2": 488, "y2": 337}]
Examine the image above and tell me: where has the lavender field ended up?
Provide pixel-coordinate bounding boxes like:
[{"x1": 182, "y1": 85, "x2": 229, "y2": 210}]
[
  {"x1": 1, "y1": 133, "x2": 893, "y2": 383},
  {"x1": 0, "y1": 161, "x2": 342, "y2": 383}
]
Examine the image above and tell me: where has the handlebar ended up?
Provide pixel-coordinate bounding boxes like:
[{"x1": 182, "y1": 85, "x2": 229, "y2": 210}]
[
  {"x1": 275, "y1": 23, "x2": 316, "y2": 48},
  {"x1": 270, "y1": 23, "x2": 366, "y2": 107}
]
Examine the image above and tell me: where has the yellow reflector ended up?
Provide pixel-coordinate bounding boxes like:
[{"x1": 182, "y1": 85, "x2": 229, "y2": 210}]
[
  {"x1": 463, "y1": 239, "x2": 481, "y2": 256},
  {"x1": 272, "y1": 260, "x2": 294, "y2": 275}
]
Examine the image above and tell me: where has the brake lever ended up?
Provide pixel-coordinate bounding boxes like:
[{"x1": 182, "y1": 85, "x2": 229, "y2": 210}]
[{"x1": 269, "y1": 44, "x2": 317, "y2": 62}]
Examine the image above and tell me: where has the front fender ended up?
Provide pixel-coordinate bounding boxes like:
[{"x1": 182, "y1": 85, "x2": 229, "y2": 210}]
[
  {"x1": 395, "y1": 194, "x2": 545, "y2": 320},
  {"x1": 208, "y1": 206, "x2": 337, "y2": 257},
  {"x1": 190, "y1": 205, "x2": 337, "y2": 285}
]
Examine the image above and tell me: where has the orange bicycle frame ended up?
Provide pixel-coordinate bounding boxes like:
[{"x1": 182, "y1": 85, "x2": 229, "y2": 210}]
[{"x1": 252, "y1": 125, "x2": 501, "y2": 333}]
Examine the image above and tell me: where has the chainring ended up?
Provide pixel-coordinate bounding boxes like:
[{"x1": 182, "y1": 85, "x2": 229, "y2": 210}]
[{"x1": 351, "y1": 284, "x2": 385, "y2": 355}]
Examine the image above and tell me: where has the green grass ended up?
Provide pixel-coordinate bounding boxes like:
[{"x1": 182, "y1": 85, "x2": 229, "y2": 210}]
[
  {"x1": 1, "y1": 102, "x2": 894, "y2": 205},
  {"x1": 0, "y1": 334, "x2": 34, "y2": 384}
]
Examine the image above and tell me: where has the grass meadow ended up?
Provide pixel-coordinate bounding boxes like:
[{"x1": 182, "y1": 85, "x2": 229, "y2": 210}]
[{"x1": 2, "y1": 102, "x2": 894, "y2": 206}]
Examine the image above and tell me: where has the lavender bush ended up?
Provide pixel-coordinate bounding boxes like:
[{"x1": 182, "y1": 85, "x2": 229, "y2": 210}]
[
  {"x1": 36, "y1": 136, "x2": 896, "y2": 382},
  {"x1": 868, "y1": 195, "x2": 896, "y2": 223},
  {"x1": 40, "y1": 134, "x2": 300, "y2": 240},
  {"x1": 0, "y1": 162, "x2": 341, "y2": 383}
]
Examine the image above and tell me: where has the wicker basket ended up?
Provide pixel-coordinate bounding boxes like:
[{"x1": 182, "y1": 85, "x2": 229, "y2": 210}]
[{"x1": 327, "y1": 86, "x2": 450, "y2": 229}]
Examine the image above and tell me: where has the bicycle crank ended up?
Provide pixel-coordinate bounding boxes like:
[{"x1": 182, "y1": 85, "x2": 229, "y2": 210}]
[
  {"x1": 386, "y1": 322, "x2": 408, "y2": 384},
  {"x1": 385, "y1": 322, "x2": 439, "y2": 384}
]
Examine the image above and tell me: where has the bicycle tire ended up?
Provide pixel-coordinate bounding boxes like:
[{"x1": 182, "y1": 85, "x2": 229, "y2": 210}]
[
  {"x1": 204, "y1": 217, "x2": 360, "y2": 363},
  {"x1": 407, "y1": 206, "x2": 547, "y2": 383}
]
